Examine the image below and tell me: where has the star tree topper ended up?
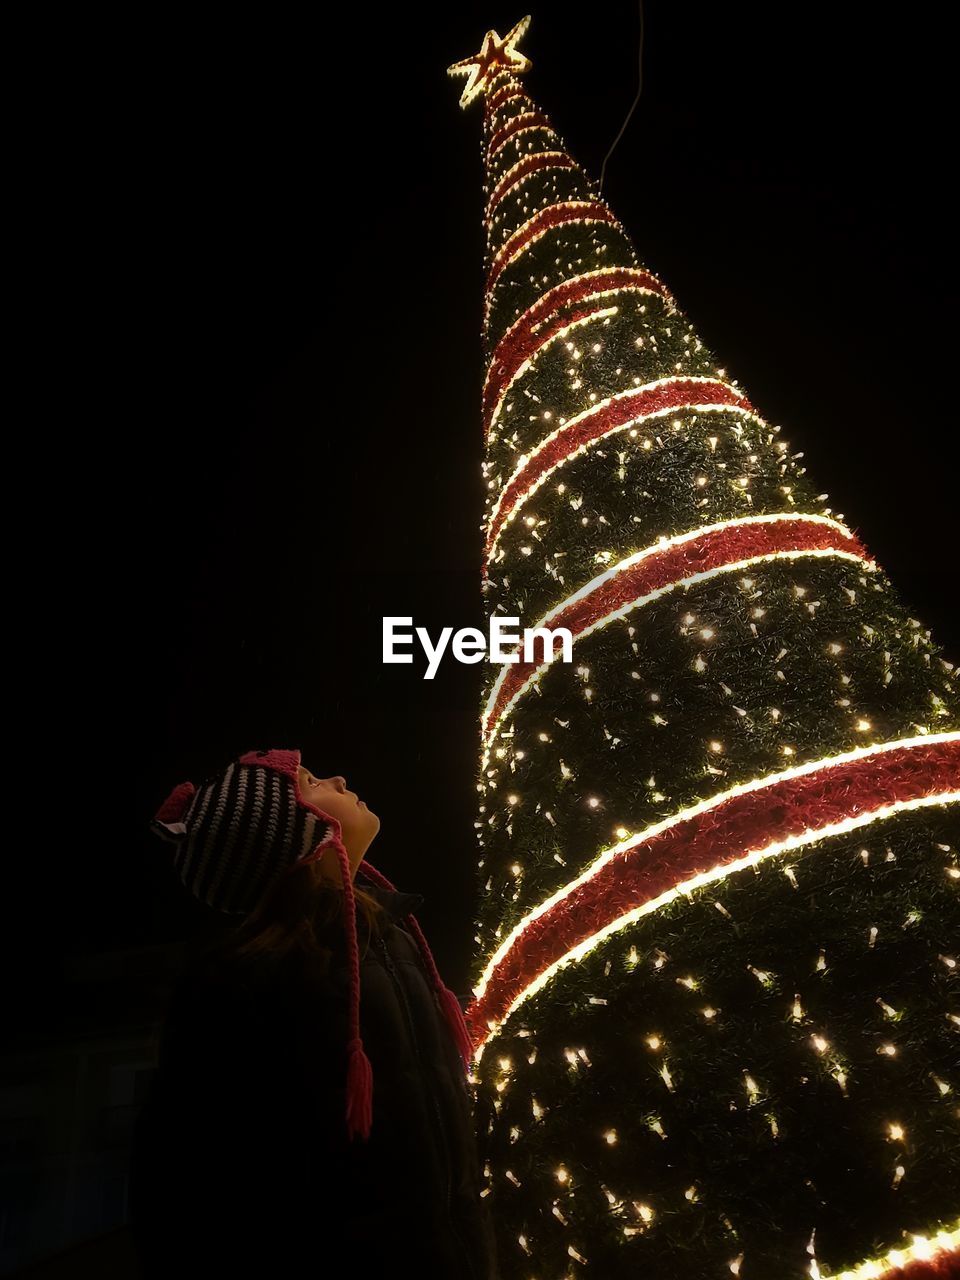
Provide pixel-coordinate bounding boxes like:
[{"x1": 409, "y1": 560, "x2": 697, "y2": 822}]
[{"x1": 447, "y1": 15, "x2": 532, "y2": 109}]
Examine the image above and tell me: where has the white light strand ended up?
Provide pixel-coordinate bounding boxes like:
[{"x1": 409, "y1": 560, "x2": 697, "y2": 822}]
[
  {"x1": 483, "y1": 265, "x2": 670, "y2": 400},
  {"x1": 475, "y1": 786, "x2": 958, "y2": 1057},
  {"x1": 473, "y1": 729, "x2": 960, "y2": 1007},
  {"x1": 485, "y1": 202, "x2": 625, "y2": 322},
  {"x1": 485, "y1": 378, "x2": 755, "y2": 551},
  {"x1": 823, "y1": 1224, "x2": 960, "y2": 1280},
  {"x1": 486, "y1": 151, "x2": 574, "y2": 218},
  {"x1": 487, "y1": 302, "x2": 649, "y2": 436},
  {"x1": 481, "y1": 524, "x2": 869, "y2": 754},
  {"x1": 488, "y1": 116, "x2": 558, "y2": 161}
]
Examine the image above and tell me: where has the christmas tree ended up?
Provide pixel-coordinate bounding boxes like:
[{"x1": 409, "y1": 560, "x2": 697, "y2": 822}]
[{"x1": 449, "y1": 17, "x2": 960, "y2": 1280}]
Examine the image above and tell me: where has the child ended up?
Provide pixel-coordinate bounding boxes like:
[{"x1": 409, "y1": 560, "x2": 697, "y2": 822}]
[{"x1": 129, "y1": 747, "x2": 500, "y2": 1279}]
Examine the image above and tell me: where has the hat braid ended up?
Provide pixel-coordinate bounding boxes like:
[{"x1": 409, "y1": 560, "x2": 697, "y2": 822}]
[
  {"x1": 358, "y1": 859, "x2": 476, "y2": 1070},
  {"x1": 298, "y1": 834, "x2": 374, "y2": 1142},
  {"x1": 335, "y1": 838, "x2": 374, "y2": 1141}
]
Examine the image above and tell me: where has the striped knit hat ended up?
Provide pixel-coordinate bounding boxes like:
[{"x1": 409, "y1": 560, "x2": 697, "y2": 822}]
[{"x1": 151, "y1": 747, "x2": 474, "y2": 1141}]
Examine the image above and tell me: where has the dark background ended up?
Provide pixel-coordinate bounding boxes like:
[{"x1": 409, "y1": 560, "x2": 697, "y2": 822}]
[{"x1": 16, "y1": 2, "x2": 958, "y2": 1028}]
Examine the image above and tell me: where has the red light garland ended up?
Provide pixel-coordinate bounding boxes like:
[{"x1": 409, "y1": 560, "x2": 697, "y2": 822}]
[
  {"x1": 485, "y1": 377, "x2": 755, "y2": 559},
  {"x1": 468, "y1": 734, "x2": 960, "y2": 1049},
  {"x1": 482, "y1": 514, "x2": 871, "y2": 739},
  {"x1": 485, "y1": 201, "x2": 623, "y2": 312},
  {"x1": 482, "y1": 267, "x2": 674, "y2": 436}
]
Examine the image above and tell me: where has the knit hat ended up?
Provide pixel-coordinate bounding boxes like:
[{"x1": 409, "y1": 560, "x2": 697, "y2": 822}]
[{"x1": 151, "y1": 747, "x2": 475, "y2": 1141}]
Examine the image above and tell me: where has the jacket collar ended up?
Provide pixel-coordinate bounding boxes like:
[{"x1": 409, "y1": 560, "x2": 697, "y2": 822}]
[{"x1": 359, "y1": 881, "x2": 425, "y2": 920}]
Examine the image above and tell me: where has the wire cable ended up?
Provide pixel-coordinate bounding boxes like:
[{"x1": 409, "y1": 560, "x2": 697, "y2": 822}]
[{"x1": 598, "y1": 0, "x2": 645, "y2": 194}]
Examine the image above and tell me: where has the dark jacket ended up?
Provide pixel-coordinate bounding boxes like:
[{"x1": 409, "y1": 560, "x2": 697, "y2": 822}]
[{"x1": 129, "y1": 883, "x2": 500, "y2": 1280}]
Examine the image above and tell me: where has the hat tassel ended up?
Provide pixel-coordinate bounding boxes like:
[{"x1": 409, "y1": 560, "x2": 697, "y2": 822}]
[
  {"x1": 345, "y1": 1036, "x2": 373, "y2": 1141},
  {"x1": 437, "y1": 984, "x2": 476, "y2": 1071},
  {"x1": 358, "y1": 859, "x2": 477, "y2": 1072},
  {"x1": 328, "y1": 836, "x2": 376, "y2": 1143}
]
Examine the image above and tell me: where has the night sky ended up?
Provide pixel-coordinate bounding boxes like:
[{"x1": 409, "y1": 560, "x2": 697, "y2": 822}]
[{"x1": 20, "y1": 4, "x2": 957, "y2": 1033}]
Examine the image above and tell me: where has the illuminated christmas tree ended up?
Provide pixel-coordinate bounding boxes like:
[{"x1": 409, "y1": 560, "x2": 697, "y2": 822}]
[{"x1": 448, "y1": 17, "x2": 960, "y2": 1280}]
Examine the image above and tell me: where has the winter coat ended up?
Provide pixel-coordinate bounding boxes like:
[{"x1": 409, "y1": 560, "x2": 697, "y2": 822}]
[{"x1": 129, "y1": 882, "x2": 500, "y2": 1280}]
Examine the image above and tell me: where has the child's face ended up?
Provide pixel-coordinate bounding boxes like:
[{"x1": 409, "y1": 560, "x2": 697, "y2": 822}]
[{"x1": 297, "y1": 765, "x2": 380, "y2": 876}]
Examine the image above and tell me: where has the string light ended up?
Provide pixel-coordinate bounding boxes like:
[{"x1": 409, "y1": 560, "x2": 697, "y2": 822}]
[
  {"x1": 471, "y1": 733, "x2": 959, "y2": 1036},
  {"x1": 481, "y1": 514, "x2": 870, "y2": 748},
  {"x1": 482, "y1": 277, "x2": 666, "y2": 432},
  {"x1": 484, "y1": 201, "x2": 622, "y2": 318},
  {"x1": 829, "y1": 1225, "x2": 960, "y2": 1280},
  {"x1": 483, "y1": 378, "x2": 756, "y2": 556}
]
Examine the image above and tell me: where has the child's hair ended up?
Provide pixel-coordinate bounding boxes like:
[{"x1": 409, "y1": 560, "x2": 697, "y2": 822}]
[{"x1": 206, "y1": 859, "x2": 388, "y2": 975}]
